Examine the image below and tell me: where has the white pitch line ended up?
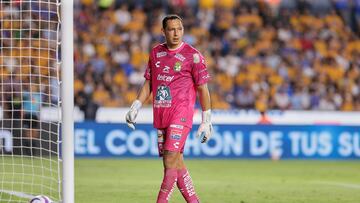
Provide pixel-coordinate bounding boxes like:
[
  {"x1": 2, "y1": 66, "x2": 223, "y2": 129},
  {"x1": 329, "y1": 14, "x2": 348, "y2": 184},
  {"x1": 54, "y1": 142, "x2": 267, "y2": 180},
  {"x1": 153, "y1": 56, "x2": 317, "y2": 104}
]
[
  {"x1": 0, "y1": 189, "x2": 34, "y2": 199},
  {"x1": 313, "y1": 181, "x2": 360, "y2": 190}
]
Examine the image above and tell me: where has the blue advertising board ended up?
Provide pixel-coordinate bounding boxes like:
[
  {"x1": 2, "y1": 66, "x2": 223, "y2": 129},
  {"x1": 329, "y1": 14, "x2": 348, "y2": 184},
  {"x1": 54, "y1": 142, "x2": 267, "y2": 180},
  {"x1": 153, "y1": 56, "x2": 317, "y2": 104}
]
[{"x1": 75, "y1": 122, "x2": 360, "y2": 159}]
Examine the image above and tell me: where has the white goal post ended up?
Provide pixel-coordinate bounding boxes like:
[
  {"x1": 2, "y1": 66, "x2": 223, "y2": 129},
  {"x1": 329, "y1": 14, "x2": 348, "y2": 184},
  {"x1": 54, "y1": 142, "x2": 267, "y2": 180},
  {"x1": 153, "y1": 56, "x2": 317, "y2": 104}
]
[
  {"x1": 61, "y1": 0, "x2": 74, "y2": 203},
  {"x1": 0, "y1": 0, "x2": 74, "y2": 202}
]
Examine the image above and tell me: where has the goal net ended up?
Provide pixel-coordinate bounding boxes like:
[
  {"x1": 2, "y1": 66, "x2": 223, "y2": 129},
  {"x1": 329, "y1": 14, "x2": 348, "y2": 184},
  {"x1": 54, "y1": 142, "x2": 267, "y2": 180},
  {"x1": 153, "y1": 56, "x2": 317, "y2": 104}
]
[{"x1": 0, "y1": 0, "x2": 62, "y2": 202}]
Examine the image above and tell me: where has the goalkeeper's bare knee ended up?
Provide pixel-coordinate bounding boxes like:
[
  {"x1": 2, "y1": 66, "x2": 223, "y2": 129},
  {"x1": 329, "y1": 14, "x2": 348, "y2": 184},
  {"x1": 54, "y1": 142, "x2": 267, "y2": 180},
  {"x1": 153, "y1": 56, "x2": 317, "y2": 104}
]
[{"x1": 163, "y1": 150, "x2": 181, "y2": 169}]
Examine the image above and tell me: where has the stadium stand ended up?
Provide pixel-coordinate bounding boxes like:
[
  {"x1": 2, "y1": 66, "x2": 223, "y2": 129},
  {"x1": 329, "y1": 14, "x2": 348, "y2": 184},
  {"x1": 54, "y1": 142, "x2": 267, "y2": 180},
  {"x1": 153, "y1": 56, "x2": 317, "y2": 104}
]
[
  {"x1": 1, "y1": 1, "x2": 59, "y2": 119},
  {"x1": 73, "y1": 0, "x2": 360, "y2": 118},
  {"x1": 3, "y1": 1, "x2": 360, "y2": 120}
]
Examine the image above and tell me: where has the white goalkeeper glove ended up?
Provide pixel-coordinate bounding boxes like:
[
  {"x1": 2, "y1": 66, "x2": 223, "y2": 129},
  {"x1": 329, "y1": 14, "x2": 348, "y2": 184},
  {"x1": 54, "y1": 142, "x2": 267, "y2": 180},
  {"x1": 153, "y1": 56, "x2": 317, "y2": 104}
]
[
  {"x1": 196, "y1": 109, "x2": 213, "y2": 143},
  {"x1": 125, "y1": 100, "x2": 142, "y2": 130}
]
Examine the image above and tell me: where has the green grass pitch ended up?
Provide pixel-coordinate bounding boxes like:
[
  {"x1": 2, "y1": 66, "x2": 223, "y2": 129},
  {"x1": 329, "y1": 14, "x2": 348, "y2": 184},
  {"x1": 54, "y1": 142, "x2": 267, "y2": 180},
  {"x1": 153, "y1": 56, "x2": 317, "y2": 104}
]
[
  {"x1": 75, "y1": 159, "x2": 360, "y2": 203},
  {"x1": 1, "y1": 158, "x2": 359, "y2": 202}
]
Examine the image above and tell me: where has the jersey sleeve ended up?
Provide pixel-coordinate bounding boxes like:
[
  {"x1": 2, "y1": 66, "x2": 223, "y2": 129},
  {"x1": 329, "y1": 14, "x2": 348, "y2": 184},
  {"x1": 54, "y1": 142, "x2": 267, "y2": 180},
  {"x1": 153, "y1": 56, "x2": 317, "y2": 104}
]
[
  {"x1": 144, "y1": 52, "x2": 153, "y2": 80},
  {"x1": 191, "y1": 53, "x2": 210, "y2": 86}
]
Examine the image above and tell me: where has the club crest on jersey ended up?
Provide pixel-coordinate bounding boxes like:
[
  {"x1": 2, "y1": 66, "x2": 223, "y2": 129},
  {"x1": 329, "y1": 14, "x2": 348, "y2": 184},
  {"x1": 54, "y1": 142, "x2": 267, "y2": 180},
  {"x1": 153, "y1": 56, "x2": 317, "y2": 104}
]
[
  {"x1": 175, "y1": 53, "x2": 185, "y2": 61},
  {"x1": 174, "y1": 62, "x2": 182, "y2": 72},
  {"x1": 156, "y1": 51, "x2": 167, "y2": 58}
]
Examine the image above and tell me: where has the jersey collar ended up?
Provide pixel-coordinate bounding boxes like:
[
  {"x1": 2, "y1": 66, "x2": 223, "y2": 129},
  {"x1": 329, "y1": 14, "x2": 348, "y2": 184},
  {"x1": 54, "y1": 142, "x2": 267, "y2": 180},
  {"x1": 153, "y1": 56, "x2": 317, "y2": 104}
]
[{"x1": 165, "y1": 42, "x2": 185, "y2": 53}]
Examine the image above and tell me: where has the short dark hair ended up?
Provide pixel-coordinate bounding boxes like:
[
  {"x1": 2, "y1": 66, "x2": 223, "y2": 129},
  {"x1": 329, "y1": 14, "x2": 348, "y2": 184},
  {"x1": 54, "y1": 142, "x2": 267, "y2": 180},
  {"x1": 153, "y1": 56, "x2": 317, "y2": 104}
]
[{"x1": 162, "y1": 14, "x2": 183, "y2": 29}]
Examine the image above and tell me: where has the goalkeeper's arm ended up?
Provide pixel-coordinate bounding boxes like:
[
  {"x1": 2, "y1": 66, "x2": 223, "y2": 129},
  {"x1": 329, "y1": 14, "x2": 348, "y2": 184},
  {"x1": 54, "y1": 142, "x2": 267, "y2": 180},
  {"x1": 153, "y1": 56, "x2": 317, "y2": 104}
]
[
  {"x1": 196, "y1": 83, "x2": 213, "y2": 143},
  {"x1": 125, "y1": 80, "x2": 151, "y2": 130}
]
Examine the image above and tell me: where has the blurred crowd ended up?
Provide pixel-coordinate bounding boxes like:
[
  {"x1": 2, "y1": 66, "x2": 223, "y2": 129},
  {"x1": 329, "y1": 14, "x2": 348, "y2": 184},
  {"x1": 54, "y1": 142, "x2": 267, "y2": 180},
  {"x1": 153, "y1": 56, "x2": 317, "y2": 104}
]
[
  {"x1": 74, "y1": 0, "x2": 360, "y2": 118},
  {"x1": 0, "y1": 1, "x2": 59, "y2": 120},
  {"x1": 2, "y1": 0, "x2": 360, "y2": 121}
]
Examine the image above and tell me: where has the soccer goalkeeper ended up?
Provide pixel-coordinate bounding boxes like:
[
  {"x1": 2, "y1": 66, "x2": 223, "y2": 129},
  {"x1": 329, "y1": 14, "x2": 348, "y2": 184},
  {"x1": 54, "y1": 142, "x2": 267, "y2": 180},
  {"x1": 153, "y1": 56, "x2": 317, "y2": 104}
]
[{"x1": 126, "y1": 14, "x2": 212, "y2": 203}]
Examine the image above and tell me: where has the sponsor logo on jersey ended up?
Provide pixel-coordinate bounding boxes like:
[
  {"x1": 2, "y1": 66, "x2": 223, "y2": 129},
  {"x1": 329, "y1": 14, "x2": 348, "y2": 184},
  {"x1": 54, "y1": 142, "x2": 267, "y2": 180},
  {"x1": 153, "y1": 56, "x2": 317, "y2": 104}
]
[
  {"x1": 171, "y1": 134, "x2": 181, "y2": 141},
  {"x1": 173, "y1": 142, "x2": 180, "y2": 149},
  {"x1": 154, "y1": 100, "x2": 171, "y2": 108},
  {"x1": 175, "y1": 53, "x2": 185, "y2": 61},
  {"x1": 193, "y1": 53, "x2": 200, "y2": 63},
  {"x1": 156, "y1": 51, "x2": 167, "y2": 58},
  {"x1": 174, "y1": 62, "x2": 182, "y2": 72},
  {"x1": 170, "y1": 129, "x2": 182, "y2": 137},
  {"x1": 154, "y1": 85, "x2": 172, "y2": 108},
  {"x1": 157, "y1": 74, "x2": 174, "y2": 82},
  {"x1": 170, "y1": 124, "x2": 184, "y2": 129},
  {"x1": 155, "y1": 85, "x2": 172, "y2": 100},
  {"x1": 180, "y1": 118, "x2": 186, "y2": 122},
  {"x1": 163, "y1": 66, "x2": 170, "y2": 73},
  {"x1": 155, "y1": 61, "x2": 160, "y2": 68}
]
